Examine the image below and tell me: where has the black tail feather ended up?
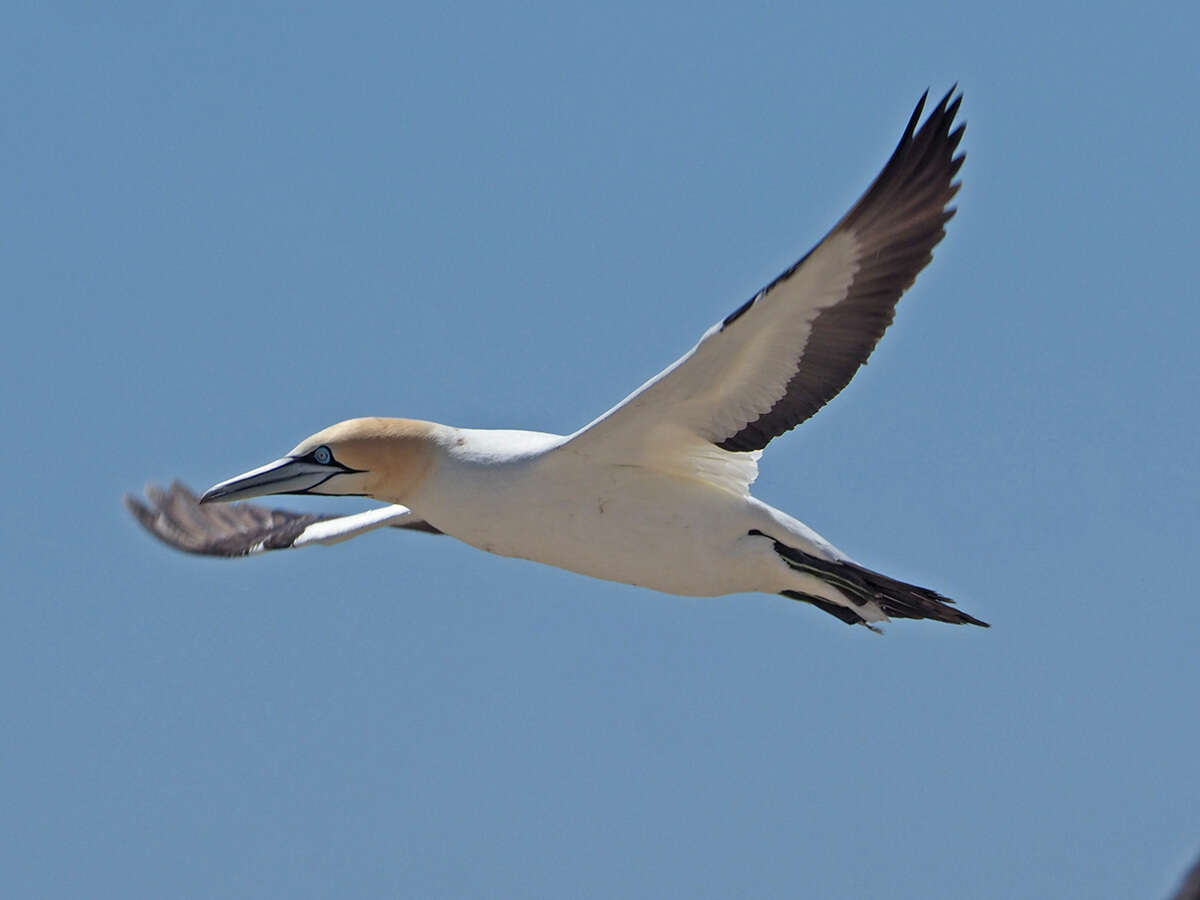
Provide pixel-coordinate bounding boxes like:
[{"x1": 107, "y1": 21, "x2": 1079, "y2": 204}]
[
  {"x1": 781, "y1": 589, "x2": 868, "y2": 626},
  {"x1": 753, "y1": 530, "x2": 988, "y2": 627}
]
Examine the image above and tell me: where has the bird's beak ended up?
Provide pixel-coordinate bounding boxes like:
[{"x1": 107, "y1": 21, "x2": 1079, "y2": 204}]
[{"x1": 199, "y1": 457, "x2": 340, "y2": 504}]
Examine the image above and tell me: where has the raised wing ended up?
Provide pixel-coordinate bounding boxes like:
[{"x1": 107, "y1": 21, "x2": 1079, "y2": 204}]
[
  {"x1": 566, "y1": 89, "x2": 964, "y2": 476},
  {"x1": 125, "y1": 481, "x2": 441, "y2": 557}
]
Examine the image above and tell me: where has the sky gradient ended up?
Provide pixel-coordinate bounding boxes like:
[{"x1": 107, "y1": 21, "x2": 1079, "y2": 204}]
[{"x1": 3, "y1": 2, "x2": 1198, "y2": 897}]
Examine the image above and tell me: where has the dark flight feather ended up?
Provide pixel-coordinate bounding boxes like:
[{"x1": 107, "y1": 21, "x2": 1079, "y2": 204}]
[
  {"x1": 125, "y1": 481, "x2": 441, "y2": 557},
  {"x1": 718, "y1": 88, "x2": 965, "y2": 452}
]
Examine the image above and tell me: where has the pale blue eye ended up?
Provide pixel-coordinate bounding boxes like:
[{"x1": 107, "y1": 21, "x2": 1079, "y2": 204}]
[{"x1": 313, "y1": 446, "x2": 332, "y2": 465}]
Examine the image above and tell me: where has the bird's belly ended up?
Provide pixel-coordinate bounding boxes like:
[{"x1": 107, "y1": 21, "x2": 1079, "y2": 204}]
[{"x1": 415, "y1": 466, "x2": 767, "y2": 596}]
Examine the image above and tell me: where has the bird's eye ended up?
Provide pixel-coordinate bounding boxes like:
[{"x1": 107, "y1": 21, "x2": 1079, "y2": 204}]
[{"x1": 312, "y1": 446, "x2": 333, "y2": 465}]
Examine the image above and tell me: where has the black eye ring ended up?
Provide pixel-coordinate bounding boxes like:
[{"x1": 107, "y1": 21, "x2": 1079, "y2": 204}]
[{"x1": 312, "y1": 445, "x2": 333, "y2": 465}]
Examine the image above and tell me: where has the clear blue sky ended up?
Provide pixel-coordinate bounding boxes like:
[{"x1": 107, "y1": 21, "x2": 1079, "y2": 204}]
[{"x1": 3, "y1": 2, "x2": 1198, "y2": 897}]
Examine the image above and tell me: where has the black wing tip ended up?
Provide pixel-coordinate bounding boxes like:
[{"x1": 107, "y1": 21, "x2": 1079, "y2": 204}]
[
  {"x1": 847, "y1": 86, "x2": 967, "y2": 238},
  {"x1": 123, "y1": 484, "x2": 177, "y2": 535},
  {"x1": 904, "y1": 90, "x2": 930, "y2": 137},
  {"x1": 901, "y1": 86, "x2": 966, "y2": 166},
  {"x1": 128, "y1": 481, "x2": 443, "y2": 553},
  {"x1": 125, "y1": 482, "x2": 213, "y2": 556},
  {"x1": 122, "y1": 490, "x2": 154, "y2": 529},
  {"x1": 901, "y1": 86, "x2": 962, "y2": 137},
  {"x1": 125, "y1": 480, "x2": 316, "y2": 557}
]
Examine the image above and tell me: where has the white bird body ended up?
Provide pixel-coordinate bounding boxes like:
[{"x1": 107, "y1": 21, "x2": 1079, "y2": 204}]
[
  {"x1": 405, "y1": 425, "x2": 846, "y2": 602},
  {"x1": 127, "y1": 89, "x2": 987, "y2": 630}
]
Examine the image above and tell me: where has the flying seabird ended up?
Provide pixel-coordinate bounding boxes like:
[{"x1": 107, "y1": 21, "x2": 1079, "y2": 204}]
[{"x1": 127, "y1": 89, "x2": 986, "y2": 630}]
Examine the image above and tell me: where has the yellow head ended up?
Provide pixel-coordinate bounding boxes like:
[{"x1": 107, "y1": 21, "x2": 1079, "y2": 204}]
[{"x1": 200, "y1": 417, "x2": 441, "y2": 506}]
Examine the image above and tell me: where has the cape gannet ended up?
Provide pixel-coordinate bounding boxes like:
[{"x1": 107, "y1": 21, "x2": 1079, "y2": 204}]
[{"x1": 127, "y1": 89, "x2": 987, "y2": 630}]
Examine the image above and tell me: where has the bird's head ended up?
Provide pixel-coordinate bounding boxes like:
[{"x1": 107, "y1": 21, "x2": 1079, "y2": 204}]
[{"x1": 199, "y1": 417, "x2": 439, "y2": 506}]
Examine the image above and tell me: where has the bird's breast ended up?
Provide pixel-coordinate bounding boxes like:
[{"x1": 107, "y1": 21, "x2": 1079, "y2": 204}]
[{"x1": 409, "y1": 452, "x2": 760, "y2": 595}]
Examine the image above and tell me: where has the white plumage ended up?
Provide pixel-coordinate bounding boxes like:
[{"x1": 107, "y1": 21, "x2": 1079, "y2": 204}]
[{"x1": 127, "y1": 89, "x2": 986, "y2": 630}]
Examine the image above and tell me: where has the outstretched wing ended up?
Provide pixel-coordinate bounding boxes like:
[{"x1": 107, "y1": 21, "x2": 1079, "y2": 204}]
[
  {"x1": 565, "y1": 89, "x2": 964, "y2": 483},
  {"x1": 125, "y1": 481, "x2": 441, "y2": 557}
]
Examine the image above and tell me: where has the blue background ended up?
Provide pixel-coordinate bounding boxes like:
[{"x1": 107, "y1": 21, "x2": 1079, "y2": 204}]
[{"x1": 4, "y1": 2, "x2": 1198, "y2": 897}]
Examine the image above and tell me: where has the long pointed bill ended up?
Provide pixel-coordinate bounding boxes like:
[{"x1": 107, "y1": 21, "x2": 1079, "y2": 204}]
[{"x1": 199, "y1": 458, "x2": 340, "y2": 504}]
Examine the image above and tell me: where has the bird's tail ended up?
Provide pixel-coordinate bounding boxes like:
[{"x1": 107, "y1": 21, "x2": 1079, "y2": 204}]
[{"x1": 752, "y1": 530, "x2": 988, "y2": 628}]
